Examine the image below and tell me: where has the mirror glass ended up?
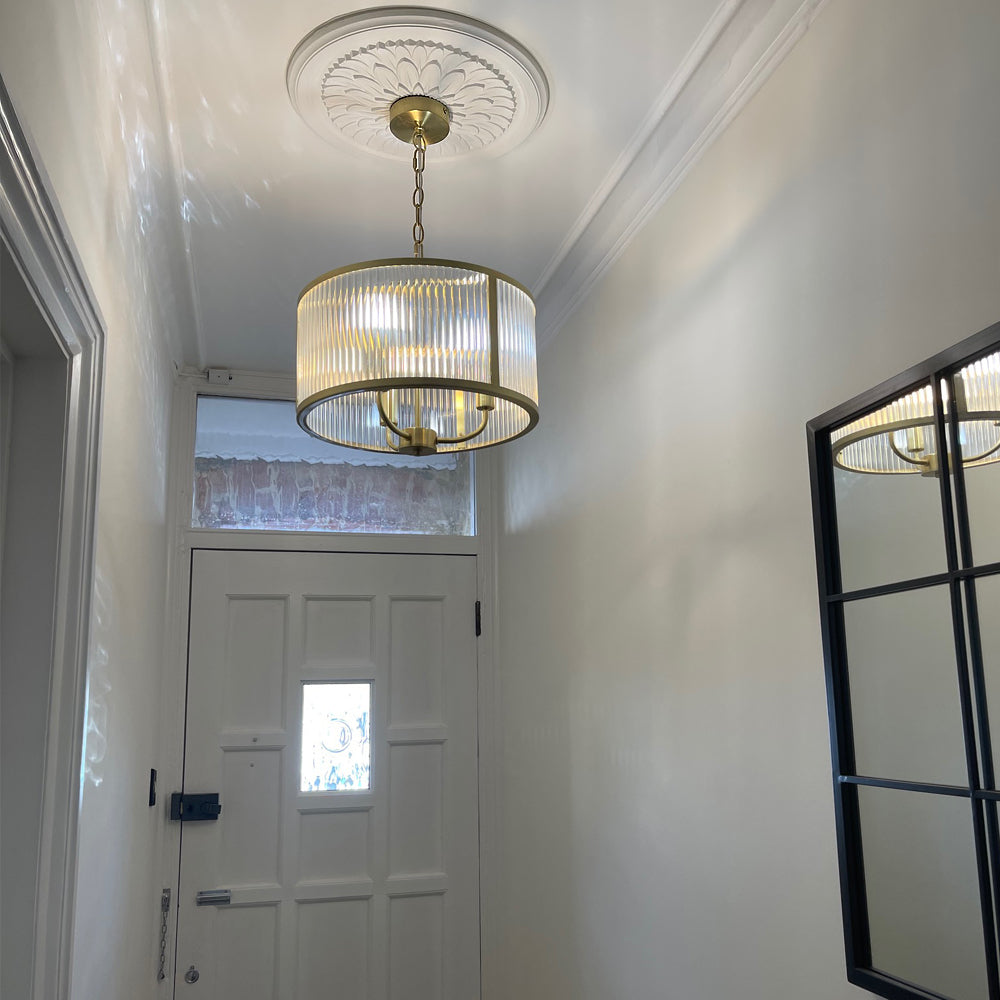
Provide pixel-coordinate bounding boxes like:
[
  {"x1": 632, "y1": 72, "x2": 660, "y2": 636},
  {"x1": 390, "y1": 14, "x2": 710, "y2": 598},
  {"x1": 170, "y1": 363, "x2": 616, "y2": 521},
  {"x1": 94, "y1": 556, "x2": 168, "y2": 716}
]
[
  {"x1": 858, "y1": 785, "x2": 988, "y2": 1000},
  {"x1": 843, "y1": 586, "x2": 966, "y2": 786},
  {"x1": 970, "y1": 574, "x2": 1000, "y2": 783},
  {"x1": 833, "y1": 382, "x2": 947, "y2": 593},
  {"x1": 950, "y1": 352, "x2": 1000, "y2": 566}
]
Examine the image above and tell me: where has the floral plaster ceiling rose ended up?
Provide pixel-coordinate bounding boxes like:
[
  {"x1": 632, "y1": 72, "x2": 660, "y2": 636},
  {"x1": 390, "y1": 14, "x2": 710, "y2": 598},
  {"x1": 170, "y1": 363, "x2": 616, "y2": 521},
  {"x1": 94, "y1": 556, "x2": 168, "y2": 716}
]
[{"x1": 287, "y1": 7, "x2": 549, "y2": 160}]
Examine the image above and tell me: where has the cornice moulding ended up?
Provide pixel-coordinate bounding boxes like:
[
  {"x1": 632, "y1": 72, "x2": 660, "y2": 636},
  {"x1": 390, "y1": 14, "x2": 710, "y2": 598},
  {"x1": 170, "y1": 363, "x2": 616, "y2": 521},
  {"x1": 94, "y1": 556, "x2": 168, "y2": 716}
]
[{"x1": 534, "y1": 0, "x2": 830, "y2": 349}]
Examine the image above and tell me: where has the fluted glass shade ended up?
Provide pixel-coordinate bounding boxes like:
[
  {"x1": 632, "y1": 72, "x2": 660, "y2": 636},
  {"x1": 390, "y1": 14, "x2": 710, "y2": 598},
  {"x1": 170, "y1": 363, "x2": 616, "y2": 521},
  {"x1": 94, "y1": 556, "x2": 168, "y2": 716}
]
[
  {"x1": 297, "y1": 257, "x2": 539, "y2": 455},
  {"x1": 832, "y1": 350, "x2": 1000, "y2": 475}
]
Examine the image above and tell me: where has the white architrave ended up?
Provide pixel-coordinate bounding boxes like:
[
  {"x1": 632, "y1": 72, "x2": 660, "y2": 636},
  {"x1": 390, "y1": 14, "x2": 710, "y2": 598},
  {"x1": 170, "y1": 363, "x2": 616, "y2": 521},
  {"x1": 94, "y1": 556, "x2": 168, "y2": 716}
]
[{"x1": 0, "y1": 76, "x2": 105, "y2": 1000}]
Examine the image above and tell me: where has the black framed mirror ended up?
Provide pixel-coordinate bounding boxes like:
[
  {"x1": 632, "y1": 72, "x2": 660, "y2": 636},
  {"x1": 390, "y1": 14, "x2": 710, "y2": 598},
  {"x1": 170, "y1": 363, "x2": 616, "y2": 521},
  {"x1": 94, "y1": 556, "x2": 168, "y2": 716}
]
[{"x1": 808, "y1": 319, "x2": 1000, "y2": 1000}]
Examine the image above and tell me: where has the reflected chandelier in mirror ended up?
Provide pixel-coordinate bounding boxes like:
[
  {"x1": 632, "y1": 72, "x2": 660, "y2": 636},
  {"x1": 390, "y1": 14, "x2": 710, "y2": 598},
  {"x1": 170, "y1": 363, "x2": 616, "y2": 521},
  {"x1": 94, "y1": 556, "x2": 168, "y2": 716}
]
[{"x1": 832, "y1": 350, "x2": 1000, "y2": 476}]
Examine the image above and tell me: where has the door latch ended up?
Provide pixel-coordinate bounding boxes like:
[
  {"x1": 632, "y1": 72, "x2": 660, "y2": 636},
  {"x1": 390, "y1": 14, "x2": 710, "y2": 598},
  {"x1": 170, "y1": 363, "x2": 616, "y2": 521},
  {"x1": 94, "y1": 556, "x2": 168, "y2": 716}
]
[
  {"x1": 195, "y1": 889, "x2": 231, "y2": 906},
  {"x1": 169, "y1": 792, "x2": 222, "y2": 822}
]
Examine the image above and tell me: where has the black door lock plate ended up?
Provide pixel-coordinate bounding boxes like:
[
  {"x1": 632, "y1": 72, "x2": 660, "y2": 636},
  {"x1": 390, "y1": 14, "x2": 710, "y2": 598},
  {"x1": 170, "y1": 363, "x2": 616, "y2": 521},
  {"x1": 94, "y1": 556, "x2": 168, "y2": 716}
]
[{"x1": 169, "y1": 792, "x2": 222, "y2": 821}]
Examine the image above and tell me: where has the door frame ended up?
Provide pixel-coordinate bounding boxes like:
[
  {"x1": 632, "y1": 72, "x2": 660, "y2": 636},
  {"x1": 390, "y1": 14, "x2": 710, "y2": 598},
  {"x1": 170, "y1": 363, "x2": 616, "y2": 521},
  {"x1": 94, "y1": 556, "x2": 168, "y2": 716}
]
[
  {"x1": 0, "y1": 75, "x2": 105, "y2": 1000},
  {"x1": 156, "y1": 370, "x2": 502, "y2": 996}
]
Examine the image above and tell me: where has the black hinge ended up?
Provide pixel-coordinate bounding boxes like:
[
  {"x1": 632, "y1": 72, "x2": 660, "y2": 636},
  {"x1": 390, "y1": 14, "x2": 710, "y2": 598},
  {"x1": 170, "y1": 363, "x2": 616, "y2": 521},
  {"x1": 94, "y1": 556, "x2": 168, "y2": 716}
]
[
  {"x1": 475, "y1": 600, "x2": 482, "y2": 637},
  {"x1": 169, "y1": 792, "x2": 222, "y2": 822}
]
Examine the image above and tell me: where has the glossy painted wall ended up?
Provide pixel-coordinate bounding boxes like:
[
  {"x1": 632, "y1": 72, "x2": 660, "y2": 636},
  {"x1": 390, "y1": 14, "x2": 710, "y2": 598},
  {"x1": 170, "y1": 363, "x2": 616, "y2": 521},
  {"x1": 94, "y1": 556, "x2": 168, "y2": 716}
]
[
  {"x1": 490, "y1": 2, "x2": 1000, "y2": 998},
  {"x1": 0, "y1": 0, "x2": 191, "y2": 995}
]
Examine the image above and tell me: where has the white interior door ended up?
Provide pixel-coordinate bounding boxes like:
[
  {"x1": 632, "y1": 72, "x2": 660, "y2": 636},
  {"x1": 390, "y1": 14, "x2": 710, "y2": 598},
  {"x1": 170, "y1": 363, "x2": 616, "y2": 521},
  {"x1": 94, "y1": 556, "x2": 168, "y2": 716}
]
[{"x1": 175, "y1": 549, "x2": 480, "y2": 999}]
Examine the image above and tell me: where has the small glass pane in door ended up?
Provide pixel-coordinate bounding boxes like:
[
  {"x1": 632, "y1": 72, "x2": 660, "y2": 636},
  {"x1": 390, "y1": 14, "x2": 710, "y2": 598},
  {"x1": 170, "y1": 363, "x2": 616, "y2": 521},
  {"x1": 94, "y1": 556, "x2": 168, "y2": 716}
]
[{"x1": 301, "y1": 683, "x2": 372, "y2": 792}]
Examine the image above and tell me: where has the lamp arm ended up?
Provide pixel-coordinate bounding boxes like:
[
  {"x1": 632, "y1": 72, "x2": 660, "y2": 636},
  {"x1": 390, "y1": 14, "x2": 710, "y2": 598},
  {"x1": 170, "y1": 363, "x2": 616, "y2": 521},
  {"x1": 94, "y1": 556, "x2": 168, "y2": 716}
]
[
  {"x1": 888, "y1": 434, "x2": 932, "y2": 469},
  {"x1": 958, "y1": 424, "x2": 1000, "y2": 465},
  {"x1": 437, "y1": 408, "x2": 490, "y2": 445},
  {"x1": 376, "y1": 391, "x2": 413, "y2": 451}
]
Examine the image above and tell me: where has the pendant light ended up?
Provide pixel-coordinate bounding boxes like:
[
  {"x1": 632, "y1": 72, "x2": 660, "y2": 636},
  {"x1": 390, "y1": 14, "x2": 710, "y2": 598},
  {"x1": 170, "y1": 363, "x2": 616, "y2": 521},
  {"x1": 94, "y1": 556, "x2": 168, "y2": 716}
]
[{"x1": 295, "y1": 95, "x2": 539, "y2": 456}]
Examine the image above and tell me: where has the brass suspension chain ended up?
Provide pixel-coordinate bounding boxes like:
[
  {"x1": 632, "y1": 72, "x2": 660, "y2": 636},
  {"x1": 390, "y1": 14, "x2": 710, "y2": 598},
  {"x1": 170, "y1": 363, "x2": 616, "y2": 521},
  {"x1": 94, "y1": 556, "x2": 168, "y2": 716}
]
[{"x1": 411, "y1": 126, "x2": 427, "y2": 258}]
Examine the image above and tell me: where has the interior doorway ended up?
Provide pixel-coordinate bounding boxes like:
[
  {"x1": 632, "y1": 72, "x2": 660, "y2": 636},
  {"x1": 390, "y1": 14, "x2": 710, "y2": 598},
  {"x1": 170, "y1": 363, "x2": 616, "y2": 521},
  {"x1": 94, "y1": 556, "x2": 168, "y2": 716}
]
[{"x1": 0, "y1": 240, "x2": 72, "y2": 1000}]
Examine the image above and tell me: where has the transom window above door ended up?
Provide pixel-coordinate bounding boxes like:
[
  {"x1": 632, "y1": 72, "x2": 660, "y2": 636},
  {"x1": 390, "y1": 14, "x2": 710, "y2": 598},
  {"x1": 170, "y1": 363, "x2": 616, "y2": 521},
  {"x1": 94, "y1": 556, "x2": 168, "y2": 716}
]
[{"x1": 191, "y1": 396, "x2": 474, "y2": 535}]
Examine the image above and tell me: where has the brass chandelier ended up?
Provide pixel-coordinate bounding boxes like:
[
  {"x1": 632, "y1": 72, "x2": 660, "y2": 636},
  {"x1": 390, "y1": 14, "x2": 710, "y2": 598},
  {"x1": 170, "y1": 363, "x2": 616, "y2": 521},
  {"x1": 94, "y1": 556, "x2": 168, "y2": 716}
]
[
  {"x1": 832, "y1": 349, "x2": 1000, "y2": 475},
  {"x1": 295, "y1": 96, "x2": 539, "y2": 456}
]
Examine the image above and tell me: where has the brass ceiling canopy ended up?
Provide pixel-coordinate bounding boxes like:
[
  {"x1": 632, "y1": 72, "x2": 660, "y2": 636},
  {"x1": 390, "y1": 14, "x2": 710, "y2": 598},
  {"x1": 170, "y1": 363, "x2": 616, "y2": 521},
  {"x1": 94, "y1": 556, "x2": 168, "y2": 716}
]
[
  {"x1": 388, "y1": 95, "x2": 451, "y2": 146},
  {"x1": 292, "y1": 19, "x2": 541, "y2": 456}
]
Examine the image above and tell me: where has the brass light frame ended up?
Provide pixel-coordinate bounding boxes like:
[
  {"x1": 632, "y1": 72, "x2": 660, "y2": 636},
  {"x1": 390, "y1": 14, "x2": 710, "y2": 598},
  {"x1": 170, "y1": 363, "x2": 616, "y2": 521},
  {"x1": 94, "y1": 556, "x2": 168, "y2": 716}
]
[{"x1": 296, "y1": 256, "x2": 540, "y2": 446}]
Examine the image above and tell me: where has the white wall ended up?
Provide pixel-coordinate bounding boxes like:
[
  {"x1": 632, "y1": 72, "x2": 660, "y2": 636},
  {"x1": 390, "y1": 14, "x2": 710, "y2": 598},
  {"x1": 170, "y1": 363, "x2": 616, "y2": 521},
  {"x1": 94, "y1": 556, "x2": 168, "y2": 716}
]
[
  {"x1": 0, "y1": 0, "x2": 192, "y2": 995},
  {"x1": 490, "y1": 2, "x2": 1000, "y2": 998}
]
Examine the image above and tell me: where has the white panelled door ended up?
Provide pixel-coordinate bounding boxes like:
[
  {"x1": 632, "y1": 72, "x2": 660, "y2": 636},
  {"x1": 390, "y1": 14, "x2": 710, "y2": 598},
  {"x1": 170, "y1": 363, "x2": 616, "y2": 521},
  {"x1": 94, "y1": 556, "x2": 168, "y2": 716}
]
[{"x1": 175, "y1": 550, "x2": 480, "y2": 999}]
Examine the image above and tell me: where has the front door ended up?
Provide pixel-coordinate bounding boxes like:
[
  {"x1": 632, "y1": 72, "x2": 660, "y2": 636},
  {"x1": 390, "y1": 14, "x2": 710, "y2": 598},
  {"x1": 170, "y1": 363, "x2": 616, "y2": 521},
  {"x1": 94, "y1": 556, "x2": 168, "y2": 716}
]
[{"x1": 174, "y1": 549, "x2": 480, "y2": 999}]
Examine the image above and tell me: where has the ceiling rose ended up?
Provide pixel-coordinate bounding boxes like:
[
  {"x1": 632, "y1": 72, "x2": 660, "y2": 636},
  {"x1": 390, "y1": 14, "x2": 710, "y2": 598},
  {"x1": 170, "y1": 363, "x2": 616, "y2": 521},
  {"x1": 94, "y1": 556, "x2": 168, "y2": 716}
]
[{"x1": 286, "y1": 7, "x2": 549, "y2": 159}]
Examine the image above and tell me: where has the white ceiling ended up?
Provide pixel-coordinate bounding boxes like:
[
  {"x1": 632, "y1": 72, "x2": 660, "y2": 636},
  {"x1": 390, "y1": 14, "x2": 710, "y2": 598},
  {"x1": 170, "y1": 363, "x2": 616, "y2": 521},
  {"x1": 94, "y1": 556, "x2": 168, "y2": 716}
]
[{"x1": 150, "y1": 0, "x2": 826, "y2": 372}]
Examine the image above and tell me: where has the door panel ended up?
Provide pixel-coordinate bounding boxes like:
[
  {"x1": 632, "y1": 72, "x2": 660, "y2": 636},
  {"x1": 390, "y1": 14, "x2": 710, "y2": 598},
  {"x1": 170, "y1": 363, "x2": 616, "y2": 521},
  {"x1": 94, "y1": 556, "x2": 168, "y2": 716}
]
[{"x1": 176, "y1": 550, "x2": 479, "y2": 999}]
